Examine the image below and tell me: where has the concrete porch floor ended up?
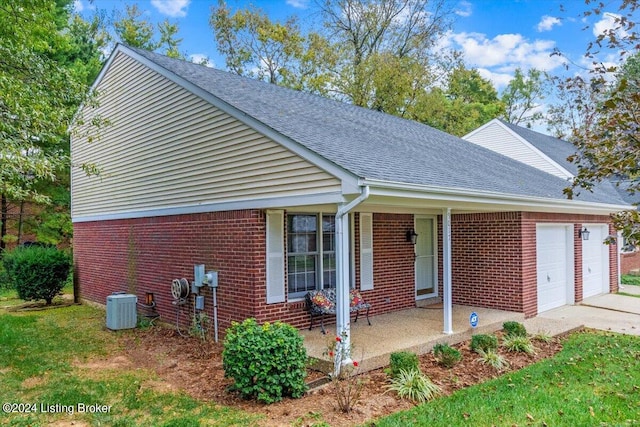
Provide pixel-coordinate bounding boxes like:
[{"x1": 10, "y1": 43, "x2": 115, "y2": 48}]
[{"x1": 301, "y1": 304, "x2": 527, "y2": 373}]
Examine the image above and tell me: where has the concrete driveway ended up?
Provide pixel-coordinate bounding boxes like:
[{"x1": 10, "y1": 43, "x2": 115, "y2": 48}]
[{"x1": 530, "y1": 285, "x2": 640, "y2": 336}]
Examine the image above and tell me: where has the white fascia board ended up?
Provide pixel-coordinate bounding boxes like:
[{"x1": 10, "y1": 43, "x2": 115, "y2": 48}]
[
  {"x1": 71, "y1": 191, "x2": 345, "y2": 223},
  {"x1": 117, "y1": 45, "x2": 361, "y2": 196},
  {"x1": 492, "y1": 120, "x2": 574, "y2": 180},
  {"x1": 361, "y1": 178, "x2": 633, "y2": 215}
]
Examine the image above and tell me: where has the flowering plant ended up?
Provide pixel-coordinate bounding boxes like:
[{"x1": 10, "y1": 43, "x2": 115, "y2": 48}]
[{"x1": 323, "y1": 331, "x2": 366, "y2": 413}]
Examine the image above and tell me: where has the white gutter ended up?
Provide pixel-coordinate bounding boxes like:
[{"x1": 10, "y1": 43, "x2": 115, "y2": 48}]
[
  {"x1": 361, "y1": 178, "x2": 632, "y2": 214},
  {"x1": 334, "y1": 186, "x2": 370, "y2": 371}
]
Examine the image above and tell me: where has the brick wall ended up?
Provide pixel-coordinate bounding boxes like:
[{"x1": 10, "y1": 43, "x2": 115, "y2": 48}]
[
  {"x1": 621, "y1": 251, "x2": 640, "y2": 275},
  {"x1": 73, "y1": 210, "x2": 266, "y2": 336}
]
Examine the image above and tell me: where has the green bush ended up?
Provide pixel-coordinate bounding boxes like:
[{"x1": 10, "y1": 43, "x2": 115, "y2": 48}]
[
  {"x1": 503, "y1": 334, "x2": 536, "y2": 354},
  {"x1": 470, "y1": 334, "x2": 498, "y2": 354},
  {"x1": 432, "y1": 343, "x2": 462, "y2": 368},
  {"x1": 2, "y1": 246, "x2": 71, "y2": 304},
  {"x1": 386, "y1": 369, "x2": 441, "y2": 403},
  {"x1": 222, "y1": 318, "x2": 308, "y2": 403},
  {"x1": 475, "y1": 349, "x2": 509, "y2": 371},
  {"x1": 388, "y1": 351, "x2": 420, "y2": 379},
  {"x1": 503, "y1": 321, "x2": 527, "y2": 337}
]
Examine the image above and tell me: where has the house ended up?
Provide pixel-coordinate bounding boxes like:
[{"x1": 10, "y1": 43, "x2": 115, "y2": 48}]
[
  {"x1": 463, "y1": 118, "x2": 640, "y2": 276},
  {"x1": 71, "y1": 45, "x2": 631, "y2": 345}
]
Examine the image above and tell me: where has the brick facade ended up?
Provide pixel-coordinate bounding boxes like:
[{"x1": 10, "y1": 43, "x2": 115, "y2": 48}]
[
  {"x1": 74, "y1": 209, "x2": 619, "y2": 334},
  {"x1": 621, "y1": 250, "x2": 640, "y2": 274}
]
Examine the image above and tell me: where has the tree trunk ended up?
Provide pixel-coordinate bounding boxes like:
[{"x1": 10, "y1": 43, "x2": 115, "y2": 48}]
[{"x1": 1, "y1": 194, "x2": 7, "y2": 254}]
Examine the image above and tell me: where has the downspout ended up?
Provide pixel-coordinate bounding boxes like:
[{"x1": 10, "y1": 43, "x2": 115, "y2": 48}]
[{"x1": 335, "y1": 186, "x2": 370, "y2": 369}]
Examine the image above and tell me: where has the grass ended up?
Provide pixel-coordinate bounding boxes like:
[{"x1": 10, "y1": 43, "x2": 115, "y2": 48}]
[
  {"x1": 372, "y1": 330, "x2": 640, "y2": 427},
  {"x1": 0, "y1": 304, "x2": 260, "y2": 426}
]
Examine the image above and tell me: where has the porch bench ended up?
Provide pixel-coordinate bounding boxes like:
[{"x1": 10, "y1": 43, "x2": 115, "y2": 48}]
[{"x1": 306, "y1": 288, "x2": 371, "y2": 334}]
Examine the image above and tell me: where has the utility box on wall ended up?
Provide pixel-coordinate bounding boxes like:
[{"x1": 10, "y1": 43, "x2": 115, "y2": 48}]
[{"x1": 106, "y1": 294, "x2": 137, "y2": 330}]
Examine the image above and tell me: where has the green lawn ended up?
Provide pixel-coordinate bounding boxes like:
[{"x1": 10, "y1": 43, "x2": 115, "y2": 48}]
[
  {"x1": 372, "y1": 331, "x2": 640, "y2": 427},
  {"x1": 0, "y1": 304, "x2": 260, "y2": 427}
]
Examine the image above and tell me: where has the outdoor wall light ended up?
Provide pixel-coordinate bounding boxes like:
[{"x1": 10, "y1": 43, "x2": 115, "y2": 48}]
[
  {"x1": 406, "y1": 229, "x2": 418, "y2": 244},
  {"x1": 579, "y1": 226, "x2": 590, "y2": 241}
]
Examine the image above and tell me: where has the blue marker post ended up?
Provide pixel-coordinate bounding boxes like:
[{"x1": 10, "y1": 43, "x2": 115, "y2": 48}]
[{"x1": 469, "y1": 311, "x2": 479, "y2": 329}]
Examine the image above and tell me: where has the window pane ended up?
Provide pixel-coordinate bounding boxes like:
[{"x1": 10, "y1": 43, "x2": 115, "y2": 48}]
[
  {"x1": 287, "y1": 255, "x2": 316, "y2": 294},
  {"x1": 322, "y1": 253, "x2": 336, "y2": 289},
  {"x1": 322, "y1": 215, "x2": 335, "y2": 252}
]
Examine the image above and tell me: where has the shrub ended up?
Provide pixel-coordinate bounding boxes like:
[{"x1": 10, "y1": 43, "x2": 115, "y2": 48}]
[
  {"x1": 433, "y1": 343, "x2": 462, "y2": 368},
  {"x1": 326, "y1": 333, "x2": 365, "y2": 413},
  {"x1": 503, "y1": 321, "x2": 527, "y2": 338},
  {"x1": 222, "y1": 318, "x2": 308, "y2": 404},
  {"x1": 2, "y1": 246, "x2": 71, "y2": 304},
  {"x1": 387, "y1": 368, "x2": 441, "y2": 403},
  {"x1": 470, "y1": 334, "x2": 498, "y2": 354},
  {"x1": 503, "y1": 334, "x2": 536, "y2": 354},
  {"x1": 388, "y1": 351, "x2": 419, "y2": 379},
  {"x1": 532, "y1": 330, "x2": 553, "y2": 343},
  {"x1": 475, "y1": 349, "x2": 509, "y2": 371}
]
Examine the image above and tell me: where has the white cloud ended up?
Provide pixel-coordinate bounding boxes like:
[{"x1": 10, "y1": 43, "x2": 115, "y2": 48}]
[
  {"x1": 190, "y1": 54, "x2": 214, "y2": 68},
  {"x1": 455, "y1": 1, "x2": 472, "y2": 18},
  {"x1": 286, "y1": 0, "x2": 309, "y2": 9},
  {"x1": 150, "y1": 0, "x2": 190, "y2": 18},
  {"x1": 446, "y1": 31, "x2": 565, "y2": 90},
  {"x1": 73, "y1": 0, "x2": 84, "y2": 13},
  {"x1": 537, "y1": 15, "x2": 561, "y2": 32},
  {"x1": 593, "y1": 12, "x2": 629, "y2": 39}
]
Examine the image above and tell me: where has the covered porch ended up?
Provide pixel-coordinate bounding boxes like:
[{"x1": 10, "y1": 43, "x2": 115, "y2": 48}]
[{"x1": 301, "y1": 303, "x2": 525, "y2": 373}]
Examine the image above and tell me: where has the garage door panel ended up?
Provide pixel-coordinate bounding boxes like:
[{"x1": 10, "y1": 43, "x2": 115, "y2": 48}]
[
  {"x1": 582, "y1": 225, "x2": 609, "y2": 299},
  {"x1": 537, "y1": 225, "x2": 573, "y2": 313}
]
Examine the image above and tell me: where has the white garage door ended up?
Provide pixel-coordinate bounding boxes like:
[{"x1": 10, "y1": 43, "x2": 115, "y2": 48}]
[
  {"x1": 582, "y1": 224, "x2": 609, "y2": 299},
  {"x1": 537, "y1": 225, "x2": 574, "y2": 313}
]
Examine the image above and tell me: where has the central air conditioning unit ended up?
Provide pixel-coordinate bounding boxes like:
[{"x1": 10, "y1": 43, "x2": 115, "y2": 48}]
[{"x1": 106, "y1": 293, "x2": 138, "y2": 330}]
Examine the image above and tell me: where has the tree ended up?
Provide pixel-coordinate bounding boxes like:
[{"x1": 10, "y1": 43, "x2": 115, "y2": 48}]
[
  {"x1": 210, "y1": 0, "x2": 332, "y2": 93},
  {"x1": 501, "y1": 68, "x2": 549, "y2": 127},
  {"x1": 114, "y1": 4, "x2": 185, "y2": 59},
  {"x1": 0, "y1": 0, "x2": 106, "y2": 250},
  {"x1": 317, "y1": 0, "x2": 456, "y2": 111},
  {"x1": 556, "y1": 0, "x2": 640, "y2": 243},
  {"x1": 411, "y1": 65, "x2": 504, "y2": 136}
]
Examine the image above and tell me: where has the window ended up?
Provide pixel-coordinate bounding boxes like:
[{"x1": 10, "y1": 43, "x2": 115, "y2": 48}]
[{"x1": 287, "y1": 214, "x2": 336, "y2": 298}]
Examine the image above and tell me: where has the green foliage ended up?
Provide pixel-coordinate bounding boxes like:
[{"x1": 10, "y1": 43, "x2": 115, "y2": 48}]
[
  {"x1": 502, "y1": 321, "x2": 527, "y2": 338},
  {"x1": 222, "y1": 318, "x2": 308, "y2": 403},
  {"x1": 501, "y1": 67, "x2": 549, "y2": 127},
  {"x1": 2, "y1": 246, "x2": 71, "y2": 304},
  {"x1": 502, "y1": 335, "x2": 536, "y2": 354},
  {"x1": 532, "y1": 330, "x2": 553, "y2": 343},
  {"x1": 475, "y1": 349, "x2": 509, "y2": 371},
  {"x1": 470, "y1": 334, "x2": 498, "y2": 354},
  {"x1": 376, "y1": 331, "x2": 640, "y2": 426},
  {"x1": 621, "y1": 274, "x2": 640, "y2": 286},
  {"x1": 432, "y1": 343, "x2": 462, "y2": 368},
  {"x1": 388, "y1": 351, "x2": 420, "y2": 379},
  {"x1": 386, "y1": 368, "x2": 441, "y2": 404}
]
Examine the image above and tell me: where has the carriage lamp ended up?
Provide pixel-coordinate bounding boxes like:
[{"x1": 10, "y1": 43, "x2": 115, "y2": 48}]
[
  {"x1": 579, "y1": 226, "x2": 590, "y2": 241},
  {"x1": 406, "y1": 229, "x2": 418, "y2": 244}
]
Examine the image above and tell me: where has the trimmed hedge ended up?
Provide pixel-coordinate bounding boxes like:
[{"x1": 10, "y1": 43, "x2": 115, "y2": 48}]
[{"x1": 2, "y1": 246, "x2": 71, "y2": 304}]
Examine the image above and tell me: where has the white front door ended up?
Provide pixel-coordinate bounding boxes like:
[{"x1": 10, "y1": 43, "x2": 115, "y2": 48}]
[
  {"x1": 582, "y1": 224, "x2": 609, "y2": 299},
  {"x1": 415, "y1": 216, "x2": 437, "y2": 299}
]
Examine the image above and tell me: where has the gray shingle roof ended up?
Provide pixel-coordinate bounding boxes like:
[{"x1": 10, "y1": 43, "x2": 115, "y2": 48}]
[
  {"x1": 126, "y1": 46, "x2": 626, "y2": 206},
  {"x1": 498, "y1": 119, "x2": 632, "y2": 206}
]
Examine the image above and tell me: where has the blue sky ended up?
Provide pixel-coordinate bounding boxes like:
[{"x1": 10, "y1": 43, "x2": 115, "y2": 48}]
[{"x1": 74, "y1": 0, "x2": 627, "y2": 91}]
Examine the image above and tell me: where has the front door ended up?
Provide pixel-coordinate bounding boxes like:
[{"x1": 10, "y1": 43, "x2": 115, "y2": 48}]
[{"x1": 415, "y1": 216, "x2": 436, "y2": 299}]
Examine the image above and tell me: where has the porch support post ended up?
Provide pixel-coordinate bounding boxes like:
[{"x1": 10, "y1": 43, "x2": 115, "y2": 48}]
[
  {"x1": 442, "y1": 207, "x2": 453, "y2": 335},
  {"x1": 334, "y1": 186, "x2": 370, "y2": 372},
  {"x1": 335, "y1": 212, "x2": 351, "y2": 362}
]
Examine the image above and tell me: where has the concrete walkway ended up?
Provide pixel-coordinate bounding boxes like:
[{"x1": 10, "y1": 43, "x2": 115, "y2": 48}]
[{"x1": 536, "y1": 288, "x2": 640, "y2": 336}]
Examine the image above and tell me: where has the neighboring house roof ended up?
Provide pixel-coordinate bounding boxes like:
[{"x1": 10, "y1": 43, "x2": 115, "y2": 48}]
[
  {"x1": 464, "y1": 118, "x2": 631, "y2": 207},
  {"x1": 88, "y1": 45, "x2": 629, "y2": 210}
]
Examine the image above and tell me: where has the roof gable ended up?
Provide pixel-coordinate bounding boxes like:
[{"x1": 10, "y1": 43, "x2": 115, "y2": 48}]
[{"x1": 102, "y1": 45, "x2": 627, "y2": 207}]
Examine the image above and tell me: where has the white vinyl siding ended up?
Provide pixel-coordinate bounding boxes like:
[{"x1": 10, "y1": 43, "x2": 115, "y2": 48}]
[
  {"x1": 464, "y1": 121, "x2": 572, "y2": 179},
  {"x1": 359, "y1": 213, "x2": 374, "y2": 291},
  {"x1": 71, "y1": 52, "x2": 341, "y2": 219},
  {"x1": 266, "y1": 210, "x2": 286, "y2": 304}
]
